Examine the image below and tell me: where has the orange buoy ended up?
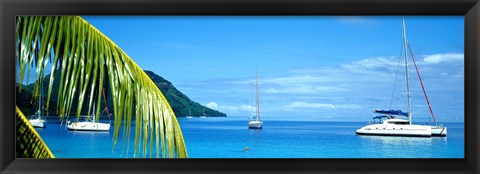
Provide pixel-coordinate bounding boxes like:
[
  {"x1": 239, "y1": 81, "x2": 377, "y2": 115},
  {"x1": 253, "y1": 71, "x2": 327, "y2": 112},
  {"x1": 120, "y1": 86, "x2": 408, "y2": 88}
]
[{"x1": 245, "y1": 147, "x2": 249, "y2": 151}]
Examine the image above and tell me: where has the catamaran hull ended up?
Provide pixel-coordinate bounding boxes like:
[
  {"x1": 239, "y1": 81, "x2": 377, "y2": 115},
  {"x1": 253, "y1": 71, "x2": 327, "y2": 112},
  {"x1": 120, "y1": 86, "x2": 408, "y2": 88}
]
[
  {"x1": 67, "y1": 122, "x2": 110, "y2": 131},
  {"x1": 248, "y1": 121, "x2": 263, "y2": 129},
  {"x1": 356, "y1": 131, "x2": 431, "y2": 137},
  {"x1": 430, "y1": 126, "x2": 447, "y2": 137},
  {"x1": 356, "y1": 124, "x2": 431, "y2": 137},
  {"x1": 29, "y1": 119, "x2": 46, "y2": 128}
]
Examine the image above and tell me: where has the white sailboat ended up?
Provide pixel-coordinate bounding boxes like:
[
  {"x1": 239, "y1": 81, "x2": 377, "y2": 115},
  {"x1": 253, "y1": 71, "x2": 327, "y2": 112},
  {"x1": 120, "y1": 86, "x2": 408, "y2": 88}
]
[
  {"x1": 200, "y1": 108, "x2": 207, "y2": 118},
  {"x1": 356, "y1": 17, "x2": 447, "y2": 137},
  {"x1": 29, "y1": 110, "x2": 46, "y2": 128},
  {"x1": 186, "y1": 108, "x2": 193, "y2": 118},
  {"x1": 29, "y1": 81, "x2": 46, "y2": 128},
  {"x1": 67, "y1": 103, "x2": 111, "y2": 131},
  {"x1": 248, "y1": 69, "x2": 263, "y2": 129}
]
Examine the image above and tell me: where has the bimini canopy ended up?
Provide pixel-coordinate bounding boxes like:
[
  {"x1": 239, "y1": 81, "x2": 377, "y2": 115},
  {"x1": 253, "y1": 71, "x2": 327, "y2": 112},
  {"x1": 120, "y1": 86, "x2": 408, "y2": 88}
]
[{"x1": 373, "y1": 109, "x2": 408, "y2": 117}]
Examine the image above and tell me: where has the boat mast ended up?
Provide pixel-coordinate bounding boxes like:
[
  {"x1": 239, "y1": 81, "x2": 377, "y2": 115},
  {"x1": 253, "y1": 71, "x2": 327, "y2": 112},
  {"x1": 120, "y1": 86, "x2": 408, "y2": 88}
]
[
  {"x1": 92, "y1": 102, "x2": 96, "y2": 123},
  {"x1": 255, "y1": 69, "x2": 261, "y2": 121},
  {"x1": 37, "y1": 79, "x2": 43, "y2": 119},
  {"x1": 402, "y1": 16, "x2": 412, "y2": 125},
  {"x1": 38, "y1": 81, "x2": 41, "y2": 118}
]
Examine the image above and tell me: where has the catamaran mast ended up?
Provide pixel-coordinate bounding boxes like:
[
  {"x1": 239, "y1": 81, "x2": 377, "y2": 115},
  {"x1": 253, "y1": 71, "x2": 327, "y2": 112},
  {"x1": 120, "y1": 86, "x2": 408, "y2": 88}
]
[
  {"x1": 402, "y1": 16, "x2": 412, "y2": 125},
  {"x1": 255, "y1": 69, "x2": 261, "y2": 121}
]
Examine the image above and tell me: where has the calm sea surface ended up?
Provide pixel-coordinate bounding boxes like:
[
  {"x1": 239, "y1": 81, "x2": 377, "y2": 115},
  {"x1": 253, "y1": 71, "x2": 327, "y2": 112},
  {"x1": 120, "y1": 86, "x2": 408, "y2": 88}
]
[{"x1": 36, "y1": 117, "x2": 464, "y2": 158}]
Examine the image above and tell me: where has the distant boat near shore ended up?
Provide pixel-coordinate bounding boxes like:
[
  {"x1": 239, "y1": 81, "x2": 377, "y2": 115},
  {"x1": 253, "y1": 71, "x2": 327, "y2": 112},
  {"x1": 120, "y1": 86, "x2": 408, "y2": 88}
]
[
  {"x1": 186, "y1": 108, "x2": 193, "y2": 118},
  {"x1": 200, "y1": 108, "x2": 207, "y2": 118}
]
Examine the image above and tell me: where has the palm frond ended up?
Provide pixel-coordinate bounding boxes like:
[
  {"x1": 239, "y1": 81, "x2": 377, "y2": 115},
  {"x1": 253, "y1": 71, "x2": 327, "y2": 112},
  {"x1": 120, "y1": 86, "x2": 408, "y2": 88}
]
[
  {"x1": 16, "y1": 16, "x2": 187, "y2": 158},
  {"x1": 16, "y1": 106, "x2": 55, "y2": 158}
]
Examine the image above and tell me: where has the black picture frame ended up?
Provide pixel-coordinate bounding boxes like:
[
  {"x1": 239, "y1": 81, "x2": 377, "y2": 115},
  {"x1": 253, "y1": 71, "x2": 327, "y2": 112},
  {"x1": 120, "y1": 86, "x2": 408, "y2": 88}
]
[{"x1": 1, "y1": 0, "x2": 479, "y2": 173}]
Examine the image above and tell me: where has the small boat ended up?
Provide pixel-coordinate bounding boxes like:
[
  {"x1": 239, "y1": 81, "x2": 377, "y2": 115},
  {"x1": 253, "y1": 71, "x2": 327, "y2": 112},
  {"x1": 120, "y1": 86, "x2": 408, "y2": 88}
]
[
  {"x1": 248, "y1": 120, "x2": 262, "y2": 129},
  {"x1": 186, "y1": 108, "x2": 193, "y2": 118},
  {"x1": 67, "y1": 103, "x2": 110, "y2": 131},
  {"x1": 29, "y1": 112, "x2": 46, "y2": 128},
  {"x1": 356, "y1": 17, "x2": 446, "y2": 137},
  {"x1": 248, "y1": 69, "x2": 263, "y2": 129},
  {"x1": 200, "y1": 108, "x2": 207, "y2": 118}
]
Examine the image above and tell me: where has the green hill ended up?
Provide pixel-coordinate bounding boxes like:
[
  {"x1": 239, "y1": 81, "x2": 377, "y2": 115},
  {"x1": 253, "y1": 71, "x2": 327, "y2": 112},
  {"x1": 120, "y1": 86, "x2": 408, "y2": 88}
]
[{"x1": 16, "y1": 70, "x2": 227, "y2": 117}]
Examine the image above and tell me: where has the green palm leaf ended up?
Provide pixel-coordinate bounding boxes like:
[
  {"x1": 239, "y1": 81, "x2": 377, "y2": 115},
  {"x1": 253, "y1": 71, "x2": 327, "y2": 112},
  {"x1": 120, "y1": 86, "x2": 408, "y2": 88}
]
[
  {"x1": 16, "y1": 16, "x2": 187, "y2": 158},
  {"x1": 16, "y1": 106, "x2": 55, "y2": 158}
]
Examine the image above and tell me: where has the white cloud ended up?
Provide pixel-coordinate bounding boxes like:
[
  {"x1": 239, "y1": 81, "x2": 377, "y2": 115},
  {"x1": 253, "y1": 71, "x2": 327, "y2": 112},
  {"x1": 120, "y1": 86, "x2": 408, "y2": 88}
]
[
  {"x1": 265, "y1": 85, "x2": 346, "y2": 94},
  {"x1": 341, "y1": 56, "x2": 399, "y2": 74},
  {"x1": 231, "y1": 74, "x2": 347, "y2": 95},
  {"x1": 229, "y1": 79, "x2": 255, "y2": 85},
  {"x1": 335, "y1": 104, "x2": 363, "y2": 109},
  {"x1": 206, "y1": 102, "x2": 219, "y2": 110},
  {"x1": 231, "y1": 75, "x2": 335, "y2": 86},
  {"x1": 220, "y1": 104, "x2": 255, "y2": 112},
  {"x1": 422, "y1": 53, "x2": 463, "y2": 64},
  {"x1": 263, "y1": 75, "x2": 333, "y2": 85},
  {"x1": 206, "y1": 102, "x2": 255, "y2": 112},
  {"x1": 285, "y1": 102, "x2": 335, "y2": 109},
  {"x1": 284, "y1": 102, "x2": 362, "y2": 109},
  {"x1": 204, "y1": 52, "x2": 461, "y2": 118}
]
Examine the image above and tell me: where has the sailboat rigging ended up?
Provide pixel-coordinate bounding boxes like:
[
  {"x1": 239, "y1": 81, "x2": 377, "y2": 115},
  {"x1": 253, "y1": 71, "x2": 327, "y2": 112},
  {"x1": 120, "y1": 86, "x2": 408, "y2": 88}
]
[
  {"x1": 355, "y1": 17, "x2": 447, "y2": 137},
  {"x1": 248, "y1": 69, "x2": 263, "y2": 129}
]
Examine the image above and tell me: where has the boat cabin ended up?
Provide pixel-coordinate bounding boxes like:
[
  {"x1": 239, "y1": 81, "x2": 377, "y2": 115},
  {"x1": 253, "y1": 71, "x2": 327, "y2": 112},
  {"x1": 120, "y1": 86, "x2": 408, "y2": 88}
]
[
  {"x1": 370, "y1": 115, "x2": 391, "y2": 124},
  {"x1": 384, "y1": 118, "x2": 410, "y2": 125}
]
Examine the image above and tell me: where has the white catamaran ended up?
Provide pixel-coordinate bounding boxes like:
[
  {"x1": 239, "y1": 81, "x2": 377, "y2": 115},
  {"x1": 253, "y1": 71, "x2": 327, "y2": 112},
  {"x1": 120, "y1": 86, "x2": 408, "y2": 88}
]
[
  {"x1": 356, "y1": 17, "x2": 447, "y2": 137},
  {"x1": 248, "y1": 69, "x2": 263, "y2": 129}
]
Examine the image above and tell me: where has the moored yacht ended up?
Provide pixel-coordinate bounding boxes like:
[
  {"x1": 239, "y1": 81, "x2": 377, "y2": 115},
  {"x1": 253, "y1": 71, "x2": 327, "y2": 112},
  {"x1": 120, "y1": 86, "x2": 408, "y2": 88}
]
[
  {"x1": 356, "y1": 17, "x2": 447, "y2": 137},
  {"x1": 248, "y1": 120, "x2": 263, "y2": 129},
  {"x1": 29, "y1": 81, "x2": 46, "y2": 128},
  {"x1": 248, "y1": 69, "x2": 263, "y2": 129},
  {"x1": 67, "y1": 103, "x2": 111, "y2": 131},
  {"x1": 29, "y1": 116, "x2": 46, "y2": 128},
  {"x1": 356, "y1": 110, "x2": 431, "y2": 137},
  {"x1": 67, "y1": 118, "x2": 110, "y2": 131}
]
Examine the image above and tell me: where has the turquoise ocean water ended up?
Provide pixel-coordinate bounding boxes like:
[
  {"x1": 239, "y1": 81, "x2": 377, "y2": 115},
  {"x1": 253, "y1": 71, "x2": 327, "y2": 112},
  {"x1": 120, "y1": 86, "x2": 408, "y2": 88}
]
[{"x1": 36, "y1": 117, "x2": 464, "y2": 158}]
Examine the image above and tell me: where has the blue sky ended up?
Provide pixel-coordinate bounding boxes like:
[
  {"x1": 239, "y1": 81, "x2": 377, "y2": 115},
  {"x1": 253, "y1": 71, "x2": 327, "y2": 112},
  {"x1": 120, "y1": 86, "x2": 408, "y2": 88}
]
[{"x1": 81, "y1": 16, "x2": 464, "y2": 122}]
